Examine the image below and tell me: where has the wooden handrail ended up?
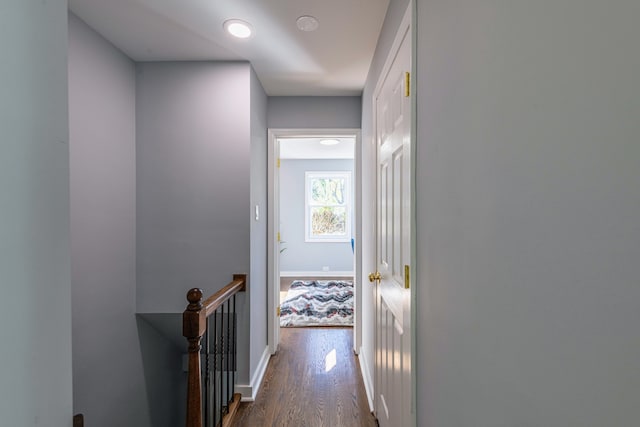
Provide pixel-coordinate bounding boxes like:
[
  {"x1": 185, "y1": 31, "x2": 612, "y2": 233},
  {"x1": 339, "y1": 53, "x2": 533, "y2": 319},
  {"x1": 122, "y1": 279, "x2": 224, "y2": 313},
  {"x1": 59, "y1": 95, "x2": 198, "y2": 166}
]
[
  {"x1": 202, "y1": 275, "x2": 246, "y2": 317},
  {"x1": 183, "y1": 274, "x2": 247, "y2": 427},
  {"x1": 73, "y1": 414, "x2": 84, "y2": 427}
]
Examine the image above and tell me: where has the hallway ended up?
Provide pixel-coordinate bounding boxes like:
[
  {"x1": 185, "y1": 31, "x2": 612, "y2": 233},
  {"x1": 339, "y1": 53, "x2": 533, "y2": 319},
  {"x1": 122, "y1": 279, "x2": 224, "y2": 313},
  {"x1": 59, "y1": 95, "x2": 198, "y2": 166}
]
[{"x1": 234, "y1": 328, "x2": 377, "y2": 426}]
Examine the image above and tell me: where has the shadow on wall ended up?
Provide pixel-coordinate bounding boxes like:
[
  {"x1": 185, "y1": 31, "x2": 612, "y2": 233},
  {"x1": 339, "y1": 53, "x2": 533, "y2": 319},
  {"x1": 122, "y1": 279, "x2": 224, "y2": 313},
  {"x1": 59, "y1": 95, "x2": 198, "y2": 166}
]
[{"x1": 136, "y1": 316, "x2": 186, "y2": 427}]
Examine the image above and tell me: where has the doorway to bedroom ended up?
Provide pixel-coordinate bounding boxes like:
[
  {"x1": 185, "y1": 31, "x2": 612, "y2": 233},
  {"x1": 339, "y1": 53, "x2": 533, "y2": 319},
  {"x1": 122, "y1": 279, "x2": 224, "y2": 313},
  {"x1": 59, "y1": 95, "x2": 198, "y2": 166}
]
[{"x1": 268, "y1": 129, "x2": 361, "y2": 353}]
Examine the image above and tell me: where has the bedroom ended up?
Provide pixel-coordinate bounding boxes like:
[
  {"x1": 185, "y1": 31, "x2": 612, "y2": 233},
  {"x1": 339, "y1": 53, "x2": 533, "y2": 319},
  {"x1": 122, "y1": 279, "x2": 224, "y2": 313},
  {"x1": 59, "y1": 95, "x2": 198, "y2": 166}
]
[{"x1": 277, "y1": 136, "x2": 356, "y2": 328}]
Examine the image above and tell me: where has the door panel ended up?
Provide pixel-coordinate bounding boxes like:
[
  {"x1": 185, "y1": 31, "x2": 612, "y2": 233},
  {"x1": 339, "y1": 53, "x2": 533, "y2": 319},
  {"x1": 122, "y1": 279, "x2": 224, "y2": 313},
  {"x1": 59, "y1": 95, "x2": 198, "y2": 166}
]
[{"x1": 374, "y1": 23, "x2": 412, "y2": 427}]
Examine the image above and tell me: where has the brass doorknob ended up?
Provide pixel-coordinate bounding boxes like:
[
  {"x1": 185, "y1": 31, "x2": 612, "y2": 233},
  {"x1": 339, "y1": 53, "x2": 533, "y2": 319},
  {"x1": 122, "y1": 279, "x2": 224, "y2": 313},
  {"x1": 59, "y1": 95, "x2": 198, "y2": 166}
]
[{"x1": 368, "y1": 272, "x2": 381, "y2": 283}]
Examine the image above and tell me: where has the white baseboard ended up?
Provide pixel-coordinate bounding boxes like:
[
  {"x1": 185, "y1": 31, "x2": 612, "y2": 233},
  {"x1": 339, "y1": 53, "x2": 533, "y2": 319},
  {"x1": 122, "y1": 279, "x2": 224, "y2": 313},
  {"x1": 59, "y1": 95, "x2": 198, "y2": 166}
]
[
  {"x1": 280, "y1": 270, "x2": 354, "y2": 277},
  {"x1": 235, "y1": 346, "x2": 271, "y2": 402},
  {"x1": 358, "y1": 346, "x2": 375, "y2": 412}
]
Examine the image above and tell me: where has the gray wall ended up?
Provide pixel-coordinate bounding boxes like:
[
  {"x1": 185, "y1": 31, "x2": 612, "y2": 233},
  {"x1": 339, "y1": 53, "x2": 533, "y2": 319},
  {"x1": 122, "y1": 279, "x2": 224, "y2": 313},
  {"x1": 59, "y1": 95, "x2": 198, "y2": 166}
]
[
  {"x1": 136, "y1": 61, "x2": 256, "y2": 385},
  {"x1": 0, "y1": 1, "x2": 73, "y2": 425},
  {"x1": 415, "y1": 1, "x2": 640, "y2": 426},
  {"x1": 249, "y1": 68, "x2": 269, "y2": 377},
  {"x1": 359, "y1": 0, "x2": 410, "y2": 402},
  {"x1": 69, "y1": 14, "x2": 182, "y2": 427},
  {"x1": 268, "y1": 96, "x2": 362, "y2": 129},
  {"x1": 136, "y1": 61, "x2": 251, "y2": 313},
  {"x1": 280, "y1": 159, "x2": 355, "y2": 272}
]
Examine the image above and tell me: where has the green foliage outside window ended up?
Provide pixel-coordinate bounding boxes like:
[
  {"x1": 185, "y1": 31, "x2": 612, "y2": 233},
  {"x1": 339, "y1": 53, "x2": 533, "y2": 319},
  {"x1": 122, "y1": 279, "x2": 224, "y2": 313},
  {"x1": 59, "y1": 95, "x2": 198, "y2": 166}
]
[{"x1": 311, "y1": 206, "x2": 346, "y2": 236}]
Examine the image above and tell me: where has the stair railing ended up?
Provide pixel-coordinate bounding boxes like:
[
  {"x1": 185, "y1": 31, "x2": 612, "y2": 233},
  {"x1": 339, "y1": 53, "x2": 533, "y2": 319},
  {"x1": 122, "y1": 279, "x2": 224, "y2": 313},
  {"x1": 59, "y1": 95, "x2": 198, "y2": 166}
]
[{"x1": 183, "y1": 274, "x2": 247, "y2": 427}]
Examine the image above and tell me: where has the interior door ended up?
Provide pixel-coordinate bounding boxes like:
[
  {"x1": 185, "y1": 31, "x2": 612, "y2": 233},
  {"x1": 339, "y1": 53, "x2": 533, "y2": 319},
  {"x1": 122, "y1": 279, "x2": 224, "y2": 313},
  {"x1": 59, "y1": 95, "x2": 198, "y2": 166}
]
[{"x1": 373, "y1": 22, "x2": 412, "y2": 427}]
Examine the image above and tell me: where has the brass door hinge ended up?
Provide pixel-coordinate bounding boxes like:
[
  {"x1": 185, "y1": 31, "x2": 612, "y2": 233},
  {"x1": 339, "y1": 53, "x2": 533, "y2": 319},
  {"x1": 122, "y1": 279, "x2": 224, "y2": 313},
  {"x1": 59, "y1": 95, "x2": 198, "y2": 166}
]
[
  {"x1": 277, "y1": 232, "x2": 281, "y2": 242},
  {"x1": 277, "y1": 305, "x2": 281, "y2": 317},
  {"x1": 404, "y1": 265, "x2": 410, "y2": 289},
  {"x1": 277, "y1": 158, "x2": 281, "y2": 168},
  {"x1": 405, "y1": 72, "x2": 411, "y2": 97}
]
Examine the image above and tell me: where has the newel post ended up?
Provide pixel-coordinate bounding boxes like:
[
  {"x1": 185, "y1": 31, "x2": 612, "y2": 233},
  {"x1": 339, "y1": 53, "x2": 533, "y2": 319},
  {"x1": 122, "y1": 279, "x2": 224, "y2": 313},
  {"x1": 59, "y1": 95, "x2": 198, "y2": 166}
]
[{"x1": 184, "y1": 288, "x2": 206, "y2": 427}]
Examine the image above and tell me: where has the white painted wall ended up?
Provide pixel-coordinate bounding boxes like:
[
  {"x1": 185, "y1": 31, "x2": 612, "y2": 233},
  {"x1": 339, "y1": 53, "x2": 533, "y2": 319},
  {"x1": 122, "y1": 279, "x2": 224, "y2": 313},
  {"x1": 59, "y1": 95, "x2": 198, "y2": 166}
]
[
  {"x1": 415, "y1": 1, "x2": 640, "y2": 425},
  {"x1": 0, "y1": 1, "x2": 73, "y2": 425}
]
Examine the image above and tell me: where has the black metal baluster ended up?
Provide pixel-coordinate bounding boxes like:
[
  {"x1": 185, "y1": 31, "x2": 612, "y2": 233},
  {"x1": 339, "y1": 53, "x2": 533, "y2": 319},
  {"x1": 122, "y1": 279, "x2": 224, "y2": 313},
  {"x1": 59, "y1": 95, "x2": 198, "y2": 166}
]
[
  {"x1": 232, "y1": 294, "x2": 237, "y2": 400},
  {"x1": 226, "y1": 298, "x2": 231, "y2": 412},
  {"x1": 212, "y1": 308, "x2": 217, "y2": 427},
  {"x1": 219, "y1": 302, "x2": 225, "y2": 424},
  {"x1": 203, "y1": 325, "x2": 209, "y2": 427}
]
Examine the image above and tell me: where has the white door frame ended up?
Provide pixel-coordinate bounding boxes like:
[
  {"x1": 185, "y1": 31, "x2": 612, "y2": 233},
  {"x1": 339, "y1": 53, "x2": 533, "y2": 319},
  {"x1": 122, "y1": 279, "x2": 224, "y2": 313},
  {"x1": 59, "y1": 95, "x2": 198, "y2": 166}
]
[{"x1": 267, "y1": 128, "x2": 363, "y2": 354}]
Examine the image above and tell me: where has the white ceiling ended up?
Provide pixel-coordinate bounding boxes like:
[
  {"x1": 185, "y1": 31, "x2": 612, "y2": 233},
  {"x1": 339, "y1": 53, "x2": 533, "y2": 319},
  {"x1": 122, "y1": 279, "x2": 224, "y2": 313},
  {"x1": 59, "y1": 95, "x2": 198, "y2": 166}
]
[
  {"x1": 279, "y1": 138, "x2": 355, "y2": 160},
  {"x1": 69, "y1": 0, "x2": 390, "y2": 96}
]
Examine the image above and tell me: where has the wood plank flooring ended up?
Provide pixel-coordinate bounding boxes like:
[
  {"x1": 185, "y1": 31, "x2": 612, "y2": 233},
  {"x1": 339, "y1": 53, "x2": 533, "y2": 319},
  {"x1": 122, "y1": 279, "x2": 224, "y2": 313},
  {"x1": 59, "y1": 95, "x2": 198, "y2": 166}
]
[{"x1": 234, "y1": 327, "x2": 377, "y2": 427}]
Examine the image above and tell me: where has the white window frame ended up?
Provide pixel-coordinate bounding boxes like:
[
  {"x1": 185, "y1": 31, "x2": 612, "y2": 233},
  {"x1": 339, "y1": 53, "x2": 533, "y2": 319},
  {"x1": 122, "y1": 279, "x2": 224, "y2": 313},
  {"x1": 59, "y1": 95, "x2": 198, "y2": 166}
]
[{"x1": 305, "y1": 171, "x2": 352, "y2": 243}]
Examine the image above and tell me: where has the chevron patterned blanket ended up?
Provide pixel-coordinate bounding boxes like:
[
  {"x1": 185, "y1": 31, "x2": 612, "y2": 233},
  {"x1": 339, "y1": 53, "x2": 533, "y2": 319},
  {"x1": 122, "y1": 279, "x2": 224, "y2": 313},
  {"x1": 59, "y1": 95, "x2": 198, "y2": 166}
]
[{"x1": 280, "y1": 280, "x2": 354, "y2": 327}]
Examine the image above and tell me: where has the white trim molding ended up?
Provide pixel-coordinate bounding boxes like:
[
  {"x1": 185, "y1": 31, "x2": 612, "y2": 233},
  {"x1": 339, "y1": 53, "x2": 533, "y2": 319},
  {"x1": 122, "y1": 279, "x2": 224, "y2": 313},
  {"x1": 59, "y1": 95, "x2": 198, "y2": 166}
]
[
  {"x1": 280, "y1": 271, "x2": 354, "y2": 277},
  {"x1": 235, "y1": 346, "x2": 271, "y2": 402},
  {"x1": 359, "y1": 345, "x2": 375, "y2": 412}
]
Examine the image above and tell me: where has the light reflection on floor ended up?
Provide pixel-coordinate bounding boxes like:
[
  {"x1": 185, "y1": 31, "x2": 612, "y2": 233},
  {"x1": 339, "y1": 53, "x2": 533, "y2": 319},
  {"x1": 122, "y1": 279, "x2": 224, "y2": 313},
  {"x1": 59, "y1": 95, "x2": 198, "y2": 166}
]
[{"x1": 325, "y1": 348, "x2": 337, "y2": 372}]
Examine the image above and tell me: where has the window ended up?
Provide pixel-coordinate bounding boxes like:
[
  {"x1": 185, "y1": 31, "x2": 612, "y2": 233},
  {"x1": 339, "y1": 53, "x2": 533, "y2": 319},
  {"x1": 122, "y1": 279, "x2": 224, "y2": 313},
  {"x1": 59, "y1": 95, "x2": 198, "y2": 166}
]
[{"x1": 305, "y1": 171, "x2": 352, "y2": 242}]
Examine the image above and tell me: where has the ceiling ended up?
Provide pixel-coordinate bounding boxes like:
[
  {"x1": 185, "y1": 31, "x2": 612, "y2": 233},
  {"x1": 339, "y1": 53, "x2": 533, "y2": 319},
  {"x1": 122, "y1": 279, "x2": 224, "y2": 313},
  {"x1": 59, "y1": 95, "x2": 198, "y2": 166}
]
[{"x1": 69, "y1": 0, "x2": 390, "y2": 96}]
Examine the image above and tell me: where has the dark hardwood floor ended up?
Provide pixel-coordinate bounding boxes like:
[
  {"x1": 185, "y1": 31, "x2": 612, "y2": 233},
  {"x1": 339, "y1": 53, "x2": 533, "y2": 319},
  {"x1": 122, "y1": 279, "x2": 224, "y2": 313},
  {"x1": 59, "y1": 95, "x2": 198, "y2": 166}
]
[{"x1": 234, "y1": 327, "x2": 377, "y2": 427}]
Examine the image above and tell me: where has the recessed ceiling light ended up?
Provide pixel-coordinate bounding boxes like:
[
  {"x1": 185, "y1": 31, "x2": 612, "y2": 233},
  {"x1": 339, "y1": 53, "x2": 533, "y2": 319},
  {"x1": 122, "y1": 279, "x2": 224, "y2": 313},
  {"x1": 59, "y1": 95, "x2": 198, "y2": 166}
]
[
  {"x1": 296, "y1": 15, "x2": 320, "y2": 32},
  {"x1": 223, "y1": 19, "x2": 253, "y2": 39},
  {"x1": 319, "y1": 139, "x2": 340, "y2": 146}
]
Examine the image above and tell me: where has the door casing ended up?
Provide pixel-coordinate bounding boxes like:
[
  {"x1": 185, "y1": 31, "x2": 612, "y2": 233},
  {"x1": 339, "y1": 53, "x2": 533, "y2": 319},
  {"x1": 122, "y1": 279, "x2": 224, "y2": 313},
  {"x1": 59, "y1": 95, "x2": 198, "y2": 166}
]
[{"x1": 267, "y1": 128, "x2": 363, "y2": 355}]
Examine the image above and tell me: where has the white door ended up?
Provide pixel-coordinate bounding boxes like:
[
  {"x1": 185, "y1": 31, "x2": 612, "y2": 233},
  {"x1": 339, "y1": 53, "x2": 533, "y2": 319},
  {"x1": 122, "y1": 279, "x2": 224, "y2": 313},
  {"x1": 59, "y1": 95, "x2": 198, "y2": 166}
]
[{"x1": 373, "y1": 19, "x2": 412, "y2": 427}]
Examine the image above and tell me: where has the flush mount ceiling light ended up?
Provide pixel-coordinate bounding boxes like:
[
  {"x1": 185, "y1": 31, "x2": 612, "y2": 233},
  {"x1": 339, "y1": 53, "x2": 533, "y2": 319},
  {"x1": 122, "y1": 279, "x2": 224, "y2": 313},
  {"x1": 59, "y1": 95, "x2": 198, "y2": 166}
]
[
  {"x1": 319, "y1": 139, "x2": 341, "y2": 146},
  {"x1": 223, "y1": 19, "x2": 253, "y2": 39},
  {"x1": 296, "y1": 15, "x2": 320, "y2": 32}
]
